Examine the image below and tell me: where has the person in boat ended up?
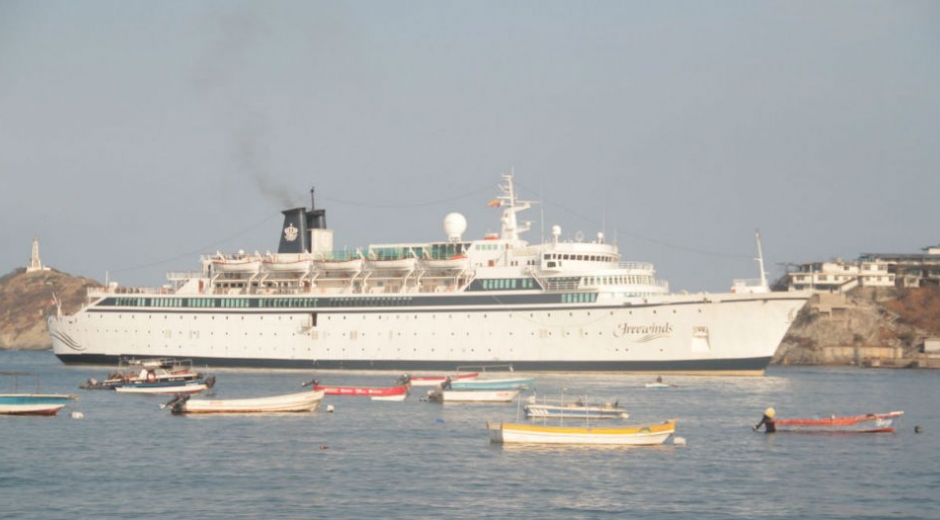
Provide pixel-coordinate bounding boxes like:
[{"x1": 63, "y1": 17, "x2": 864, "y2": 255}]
[{"x1": 753, "y1": 407, "x2": 776, "y2": 433}]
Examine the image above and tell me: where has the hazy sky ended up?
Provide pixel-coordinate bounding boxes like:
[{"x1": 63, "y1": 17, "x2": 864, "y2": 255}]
[{"x1": 2, "y1": 1, "x2": 938, "y2": 292}]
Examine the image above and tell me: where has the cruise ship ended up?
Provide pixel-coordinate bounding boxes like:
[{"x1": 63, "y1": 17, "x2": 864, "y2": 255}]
[{"x1": 49, "y1": 174, "x2": 809, "y2": 375}]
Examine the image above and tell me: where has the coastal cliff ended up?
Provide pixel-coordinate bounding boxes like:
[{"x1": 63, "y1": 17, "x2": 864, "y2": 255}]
[
  {"x1": 2, "y1": 269, "x2": 939, "y2": 367},
  {"x1": 776, "y1": 286, "x2": 940, "y2": 367},
  {"x1": 0, "y1": 269, "x2": 100, "y2": 350}
]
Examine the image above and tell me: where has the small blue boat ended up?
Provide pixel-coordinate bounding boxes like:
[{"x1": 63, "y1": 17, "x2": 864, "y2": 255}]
[
  {"x1": 524, "y1": 396, "x2": 628, "y2": 420},
  {"x1": 0, "y1": 371, "x2": 77, "y2": 416},
  {"x1": 444, "y1": 377, "x2": 532, "y2": 391}
]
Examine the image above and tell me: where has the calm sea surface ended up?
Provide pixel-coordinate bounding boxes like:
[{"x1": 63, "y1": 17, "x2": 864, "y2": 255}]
[{"x1": 2, "y1": 349, "x2": 937, "y2": 520}]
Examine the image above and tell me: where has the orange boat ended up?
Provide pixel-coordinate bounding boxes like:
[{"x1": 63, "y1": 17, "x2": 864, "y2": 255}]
[{"x1": 754, "y1": 408, "x2": 903, "y2": 433}]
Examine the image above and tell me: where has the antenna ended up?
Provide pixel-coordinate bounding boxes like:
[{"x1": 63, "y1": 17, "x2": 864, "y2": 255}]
[{"x1": 755, "y1": 230, "x2": 768, "y2": 289}]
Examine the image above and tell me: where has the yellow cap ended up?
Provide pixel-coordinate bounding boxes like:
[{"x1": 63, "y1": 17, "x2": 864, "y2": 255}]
[{"x1": 764, "y1": 407, "x2": 776, "y2": 419}]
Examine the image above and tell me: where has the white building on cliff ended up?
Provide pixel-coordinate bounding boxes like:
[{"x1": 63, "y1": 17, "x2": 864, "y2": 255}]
[{"x1": 25, "y1": 237, "x2": 50, "y2": 273}]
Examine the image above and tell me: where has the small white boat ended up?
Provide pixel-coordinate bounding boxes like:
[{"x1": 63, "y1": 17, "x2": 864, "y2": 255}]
[
  {"x1": 0, "y1": 371, "x2": 77, "y2": 416},
  {"x1": 445, "y1": 377, "x2": 532, "y2": 391},
  {"x1": 371, "y1": 393, "x2": 408, "y2": 402},
  {"x1": 115, "y1": 379, "x2": 213, "y2": 395},
  {"x1": 487, "y1": 419, "x2": 677, "y2": 445},
  {"x1": 644, "y1": 377, "x2": 676, "y2": 388},
  {"x1": 0, "y1": 394, "x2": 77, "y2": 416},
  {"x1": 366, "y1": 258, "x2": 417, "y2": 271},
  {"x1": 524, "y1": 396, "x2": 628, "y2": 420},
  {"x1": 421, "y1": 255, "x2": 469, "y2": 270},
  {"x1": 313, "y1": 256, "x2": 363, "y2": 272},
  {"x1": 262, "y1": 256, "x2": 312, "y2": 273},
  {"x1": 212, "y1": 255, "x2": 261, "y2": 274},
  {"x1": 404, "y1": 372, "x2": 480, "y2": 387},
  {"x1": 427, "y1": 388, "x2": 520, "y2": 403},
  {"x1": 163, "y1": 389, "x2": 325, "y2": 414},
  {"x1": 81, "y1": 357, "x2": 208, "y2": 390}
]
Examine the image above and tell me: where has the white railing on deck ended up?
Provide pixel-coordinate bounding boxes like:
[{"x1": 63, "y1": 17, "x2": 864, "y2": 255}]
[
  {"x1": 88, "y1": 286, "x2": 169, "y2": 297},
  {"x1": 731, "y1": 278, "x2": 769, "y2": 294},
  {"x1": 167, "y1": 271, "x2": 202, "y2": 280},
  {"x1": 620, "y1": 261, "x2": 655, "y2": 271}
]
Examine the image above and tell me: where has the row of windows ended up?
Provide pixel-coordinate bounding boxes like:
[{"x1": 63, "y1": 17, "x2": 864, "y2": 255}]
[
  {"x1": 584, "y1": 275, "x2": 652, "y2": 286},
  {"x1": 543, "y1": 253, "x2": 615, "y2": 263},
  {"x1": 92, "y1": 305, "x2": 697, "y2": 322},
  {"x1": 477, "y1": 278, "x2": 539, "y2": 290},
  {"x1": 561, "y1": 293, "x2": 598, "y2": 303},
  {"x1": 105, "y1": 291, "x2": 611, "y2": 310}
]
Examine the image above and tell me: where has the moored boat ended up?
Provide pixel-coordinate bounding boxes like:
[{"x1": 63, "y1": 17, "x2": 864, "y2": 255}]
[
  {"x1": 163, "y1": 388, "x2": 325, "y2": 414},
  {"x1": 445, "y1": 377, "x2": 532, "y2": 391},
  {"x1": 427, "y1": 388, "x2": 520, "y2": 403},
  {"x1": 524, "y1": 395, "x2": 628, "y2": 420},
  {"x1": 753, "y1": 408, "x2": 904, "y2": 433},
  {"x1": 312, "y1": 380, "x2": 410, "y2": 399},
  {"x1": 80, "y1": 357, "x2": 207, "y2": 390},
  {"x1": 404, "y1": 372, "x2": 480, "y2": 387},
  {"x1": 487, "y1": 419, "x2": 677, "y2": 445},
  {"x1": 0, "y1": 371, "x2": 77, "y2": 416},
  {"x1": 643, "y1": 376, "x2": 676, "y2": 388},
  {"x1": 114, "y1": 377, "x2": 215, "y2": 395}
]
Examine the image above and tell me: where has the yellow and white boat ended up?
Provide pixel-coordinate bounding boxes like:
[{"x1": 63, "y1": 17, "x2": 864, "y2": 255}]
[{"x1": 487, "y1": 419, "x2": 676, "y2": 446}]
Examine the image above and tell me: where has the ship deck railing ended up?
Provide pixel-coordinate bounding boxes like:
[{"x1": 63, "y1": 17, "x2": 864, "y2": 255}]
[
  {"x1": 167, "y1": 271, "x2": 202, "y2": 281},
  {"x1": 619, "y1": 261, "x2": 655, "y2": 271},
  {"x1": 88, "y1": 286, "x2": 170, "y2": 298}
]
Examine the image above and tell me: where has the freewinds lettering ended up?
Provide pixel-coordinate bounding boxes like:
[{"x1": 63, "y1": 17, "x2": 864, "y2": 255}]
[{"x1": 613, "y1": 322, "x2": 674, "y2": 342}]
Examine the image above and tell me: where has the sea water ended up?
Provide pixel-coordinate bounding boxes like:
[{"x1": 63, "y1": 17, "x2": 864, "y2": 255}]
[{"x1": 1, "y1": 350, "x2": 937, "y2": 520}]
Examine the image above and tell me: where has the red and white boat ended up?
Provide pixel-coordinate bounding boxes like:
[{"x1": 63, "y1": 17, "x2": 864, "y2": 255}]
[
  {"x1": 754, "y1": 409, "x2": 904, "y2": 433},
  {"x1": 405, "y1": 372, "x2": 480, "y2": 387},
  {"x1": 313, "y1": 381, "x2": 410, "y2": 401}
]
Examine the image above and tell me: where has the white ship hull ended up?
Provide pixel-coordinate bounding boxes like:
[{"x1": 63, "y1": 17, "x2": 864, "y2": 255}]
[
  {"x1": 49, "y1": 291, "x2": 805, "y2": 374},
  {"x1": 48, "y1": 174, "x2": 809, "y2": 375}
]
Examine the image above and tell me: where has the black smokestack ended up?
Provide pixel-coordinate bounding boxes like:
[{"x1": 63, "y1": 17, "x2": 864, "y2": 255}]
[{"x1": 278, "y1": 207, "x2": 308, "y2": 253}]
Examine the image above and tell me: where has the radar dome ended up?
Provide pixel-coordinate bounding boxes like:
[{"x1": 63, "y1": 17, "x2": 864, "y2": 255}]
[{"x1": 443, "y1": 213, "x2": 467, "y2": 241}]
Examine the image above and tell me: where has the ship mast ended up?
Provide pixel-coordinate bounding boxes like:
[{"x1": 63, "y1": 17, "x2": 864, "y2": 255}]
[
  {"x1": 497, "y1": 172, "x2": 534, "y2": 246},
  {"x1": 755, "y1": 230, "x2": 768, "y2": 289}
]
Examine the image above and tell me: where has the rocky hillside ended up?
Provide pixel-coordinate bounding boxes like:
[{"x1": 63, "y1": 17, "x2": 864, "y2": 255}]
[
  {"x1": 776, "y1": 286, "x2": 940, "y2": 366},
  {"x1": 0, "y1": 268, "x2": 101, "y2": 350}
]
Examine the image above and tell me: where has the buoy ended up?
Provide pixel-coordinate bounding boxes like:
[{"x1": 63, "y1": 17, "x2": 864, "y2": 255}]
[
  {"x1": 326, "y1": 405, "x2": 334, "y2": 413},
  {"x1": 673, "y1": 436, "x2": 687, "y2": 446},
  {"x1": 70, "y1": 411, "x2": 84, "y2": 419},
  {"x1": 915, "y1": 426, "x2": 923, "y2": 434}
]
